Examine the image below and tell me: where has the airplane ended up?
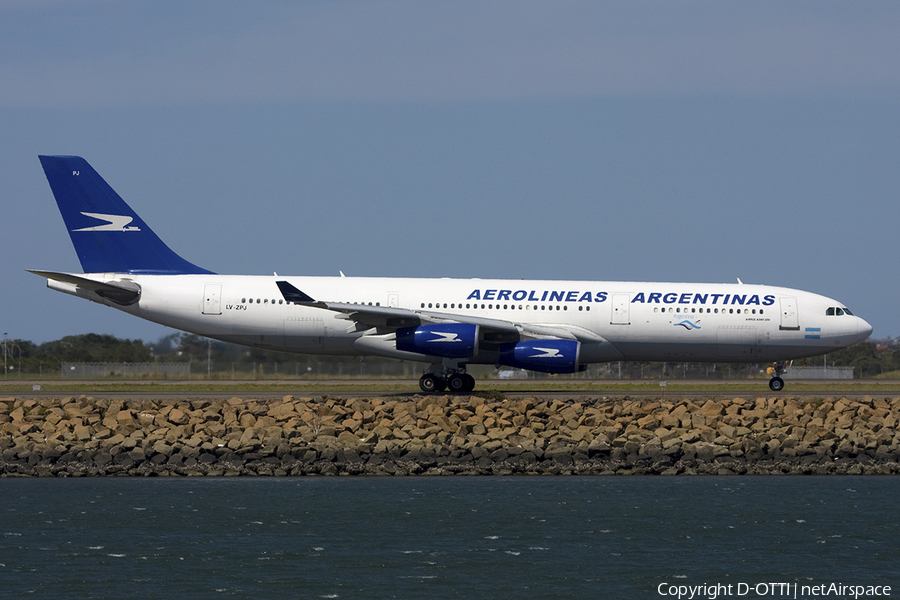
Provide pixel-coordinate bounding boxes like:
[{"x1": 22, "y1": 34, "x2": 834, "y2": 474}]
[{"x1": 31, "y1": 155, "x2": 873, "y2": 393}]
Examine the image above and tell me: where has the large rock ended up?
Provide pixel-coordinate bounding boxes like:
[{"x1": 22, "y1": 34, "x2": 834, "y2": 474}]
[{"x1": 2, "y1": 394, "x2": 900, "y2": 477}]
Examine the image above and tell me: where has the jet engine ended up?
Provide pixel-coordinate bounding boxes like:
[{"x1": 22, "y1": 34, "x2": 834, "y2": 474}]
[
  {"x1": 499, "y1": 339, "x2": 582, "y2": 373},
  {"x1": 395, "y1": 323, "x2": 479, "y2": 359}
]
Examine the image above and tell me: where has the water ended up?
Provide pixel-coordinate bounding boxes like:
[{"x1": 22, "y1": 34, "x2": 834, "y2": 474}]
[{"x1": 1, "y1": 477, "x2": 898, "y2": 599}]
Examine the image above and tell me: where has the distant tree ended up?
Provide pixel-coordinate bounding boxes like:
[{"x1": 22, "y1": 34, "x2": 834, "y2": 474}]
[{"x1": 37, "y1": 334, "x2": 153, "y2": 363}]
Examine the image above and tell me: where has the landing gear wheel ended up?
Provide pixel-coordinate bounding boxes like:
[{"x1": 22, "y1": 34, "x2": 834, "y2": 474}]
[
  {"x1": 419, "y1": 373, "x2": 442, "y2": 393},
  {"x1": 447, "y1": 373, "x2": 468, "y2": 393},
  {"x1": 464, "y1": 374, "x2": 476, "y2": 392},
  {"x1": 769, "y1": 377, "x2": 784, "y2": 392}
]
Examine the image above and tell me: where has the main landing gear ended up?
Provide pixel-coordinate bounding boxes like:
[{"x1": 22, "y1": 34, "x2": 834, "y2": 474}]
[
  {"x1": 419, "y1": 370, "x2": 476, "y2": 394},
  {"x1": 767, "y1": 360, "x2": 790, "y2": 392}
]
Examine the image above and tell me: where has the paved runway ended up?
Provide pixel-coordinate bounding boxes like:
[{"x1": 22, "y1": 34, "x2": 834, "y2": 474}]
[{"x1": 6, "y1": 378, "x2": 900, "y2": 401}]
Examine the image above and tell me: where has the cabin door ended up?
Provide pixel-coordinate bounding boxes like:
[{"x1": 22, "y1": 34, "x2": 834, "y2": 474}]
[
  {"x1": 611, "y1": 294, "x2": 630, "y2": 325},
  {"x1": 202, "y1": 284, "x2": 222, "y2": 315},
  {"x1": 779, "y1": 297, "x2": 799, "y2": 330}
]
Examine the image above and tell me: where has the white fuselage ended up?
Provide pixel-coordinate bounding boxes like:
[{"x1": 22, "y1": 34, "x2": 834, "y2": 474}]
[{"x1": 52, "y1": 273, "x2": 872, "y2": 366}]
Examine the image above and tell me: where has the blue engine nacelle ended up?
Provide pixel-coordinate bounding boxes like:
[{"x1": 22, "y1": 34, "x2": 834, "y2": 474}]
[
  {"x1": 499, "y1": 339, "x2": 582, "y2": 374},
  {"x1": 395, "y1": 323, "x2": 479, "y2": 359}
]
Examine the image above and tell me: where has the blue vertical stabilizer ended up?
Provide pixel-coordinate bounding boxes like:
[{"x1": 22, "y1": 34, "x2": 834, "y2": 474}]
[{"x1": 39, "y1": 155, "x2": 214, "y2": 274}]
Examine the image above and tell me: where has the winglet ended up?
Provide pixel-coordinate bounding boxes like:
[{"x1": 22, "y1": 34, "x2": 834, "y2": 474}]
[{"x1": 276, "y1": 280, "x2": 316, "y2": 303}]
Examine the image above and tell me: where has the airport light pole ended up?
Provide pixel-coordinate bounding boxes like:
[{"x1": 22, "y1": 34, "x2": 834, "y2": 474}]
[{"x1": 3, "y1": 332, "x2": 7, "y2": 378}]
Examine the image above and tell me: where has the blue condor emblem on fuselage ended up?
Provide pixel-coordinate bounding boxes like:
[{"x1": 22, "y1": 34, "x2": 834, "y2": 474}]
[{"x1": 465, "y1": 289, "x2": 776, "y2": 306}]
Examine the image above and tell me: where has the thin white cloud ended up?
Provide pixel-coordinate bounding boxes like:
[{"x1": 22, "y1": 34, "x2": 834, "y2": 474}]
[{"x1": 2, "y1": 0, "x2": 900, "y2": 107}]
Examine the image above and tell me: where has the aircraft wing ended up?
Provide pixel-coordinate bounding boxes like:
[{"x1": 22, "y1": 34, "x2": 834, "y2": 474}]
[{"x1": 276, "y1": 280, "x2": 600, "y2": 346}]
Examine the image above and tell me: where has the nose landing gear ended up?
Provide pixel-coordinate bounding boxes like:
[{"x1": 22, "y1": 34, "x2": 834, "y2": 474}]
[{"x1": 767, "y1": 360, "x2": 791, "y2": 392}]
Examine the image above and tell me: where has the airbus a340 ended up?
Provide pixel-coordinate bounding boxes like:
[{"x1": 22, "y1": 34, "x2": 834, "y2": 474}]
[{"x1": 31, "y1": 156, "x2": 872, "y2": 393}]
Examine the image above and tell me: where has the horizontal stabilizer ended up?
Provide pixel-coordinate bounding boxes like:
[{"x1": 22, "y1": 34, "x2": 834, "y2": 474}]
[{"x1": 28, "y1": 270, "x2": 141, "y2": 305}]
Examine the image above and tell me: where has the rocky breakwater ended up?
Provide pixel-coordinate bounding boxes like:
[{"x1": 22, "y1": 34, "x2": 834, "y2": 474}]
[{"x1": 1, "y1": 395, "x2": 900, "y2": 476}]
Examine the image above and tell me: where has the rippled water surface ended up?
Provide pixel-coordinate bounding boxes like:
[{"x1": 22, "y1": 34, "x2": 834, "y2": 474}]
[{"x1": 1, "y1": 477, "x2": 898, "y2": 599}]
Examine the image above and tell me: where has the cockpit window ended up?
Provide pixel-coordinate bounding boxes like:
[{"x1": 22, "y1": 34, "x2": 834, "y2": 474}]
[
  {"x1": 826, "y1": 307, "x2": 835, "y2": 316},
  {"x1": 835, "y1": 308, "x2": 845, "y2": 316},
  {"x1": 843, "y1": 307, "x2": 853, "y2": 315}
]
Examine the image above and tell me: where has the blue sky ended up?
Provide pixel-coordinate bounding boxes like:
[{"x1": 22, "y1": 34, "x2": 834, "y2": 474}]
[{"x1": 2, "y1": 1, "x2": 899, "y2": 344}]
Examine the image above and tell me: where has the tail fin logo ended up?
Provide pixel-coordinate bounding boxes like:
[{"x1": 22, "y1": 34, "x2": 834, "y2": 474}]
[{"x1": 72, "y1": 212, "x2": 141, "y2": 232}]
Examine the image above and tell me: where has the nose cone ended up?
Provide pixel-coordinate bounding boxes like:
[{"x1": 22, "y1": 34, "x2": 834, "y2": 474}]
[{"x1": 856, "y1": 316, "x2": 874, "y2": 342}]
